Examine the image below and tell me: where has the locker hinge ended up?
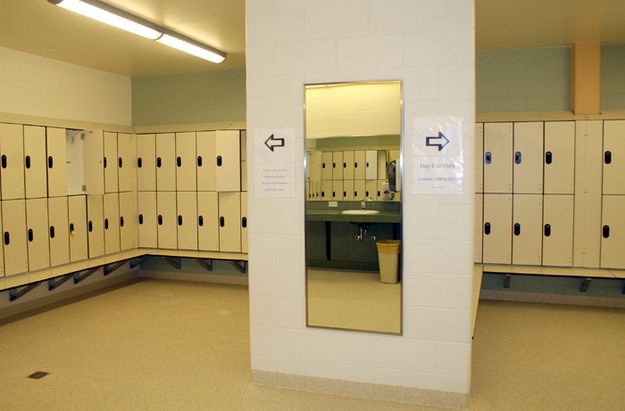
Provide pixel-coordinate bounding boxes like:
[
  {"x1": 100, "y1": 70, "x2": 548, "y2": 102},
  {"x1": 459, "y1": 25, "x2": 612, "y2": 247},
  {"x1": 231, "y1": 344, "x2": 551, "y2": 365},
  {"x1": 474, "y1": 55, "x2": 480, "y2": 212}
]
[
  {"x1": 48, "y1": 274, "x2": 73, "y2": 291},
  {"x1": 73, "y1": 267, "x2": 100, "y2": 284},
  {"x1": 196, "y1": 259, "x2": 213, "y2": 272},
  {"x1": 103, "y1": 261, "x2": 127, "y2": 276},
  {"x1": 503, "y1": 274, "x2": 511, "y2": 289},
  {"x1": 230, "y1": 260, "x2": 247, "y2": 274},
  {"x1": 8, "y1": 283, "x2": 40, "y2": 302},
  {"x1": 579, "y1": 278, "x2": 592, "y2": 293},
  {"x1": 163, "y1": 257, "x2": 182, "y2": 270},
  {"x1": 129, "y1": 256, "x2": 149, "y2": 269}
]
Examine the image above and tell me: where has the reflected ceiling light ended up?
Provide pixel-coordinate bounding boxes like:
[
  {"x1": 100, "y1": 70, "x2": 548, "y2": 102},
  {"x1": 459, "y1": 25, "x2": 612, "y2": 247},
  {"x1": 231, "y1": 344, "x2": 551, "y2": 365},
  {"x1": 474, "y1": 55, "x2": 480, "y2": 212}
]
[{"x1": 47, "y1": 0, "x2": 227, "y2": 63}]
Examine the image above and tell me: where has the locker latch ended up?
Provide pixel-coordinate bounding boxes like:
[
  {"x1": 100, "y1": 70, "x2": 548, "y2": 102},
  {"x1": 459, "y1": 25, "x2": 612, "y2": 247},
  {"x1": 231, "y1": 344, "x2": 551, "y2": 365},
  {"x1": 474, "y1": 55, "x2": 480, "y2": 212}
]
[
  {"x1": 198, "y1": 216, "x2": 204, "y2": 226},
  {"x1": 216, "y1": 156, "x2": 223, "y2": 167},
  {"x1": 544, "y1": 224, "x2": 551, "y2": 237},
  {"x1": 513, "y1": 223, "x2": 521, "y2": 236},
  {"x1": 242, "y1": 217, "x2": 247, "y2": 228},
  {"x1": 484, "y1": 222, "x2": 491, "y2": 235},
  {"x1": 514, "y1": 151, "x2": 522, "y2": 164},
  {"x1": 220, "y1": 217, "x2": 225, "y2": 227},
  {"x1": 603, "y1": 225, "x2": 610, "y2": 238},
  {"x1": 545, "y1": 151, "x2": 553, "y2": 164},
  {"x1": 484, "y1": 151, "x2": 492, "y2": 164},
  {"x1": 605, "y1": 151, "x2": 612, "y2": 164}
]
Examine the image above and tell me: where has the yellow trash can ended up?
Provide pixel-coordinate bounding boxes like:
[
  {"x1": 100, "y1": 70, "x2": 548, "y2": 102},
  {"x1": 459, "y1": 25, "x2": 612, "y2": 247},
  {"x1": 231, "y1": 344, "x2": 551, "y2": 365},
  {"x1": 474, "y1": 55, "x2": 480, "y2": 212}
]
[{"x1": 376, "y1": 240, "x2": 400, "y2": 284}]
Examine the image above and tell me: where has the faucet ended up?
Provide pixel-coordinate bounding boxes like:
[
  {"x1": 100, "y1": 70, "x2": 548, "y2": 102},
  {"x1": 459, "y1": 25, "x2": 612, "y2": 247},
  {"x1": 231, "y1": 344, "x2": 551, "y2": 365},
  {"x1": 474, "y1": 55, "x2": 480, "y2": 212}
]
[{"x1": 360, "y1": 196, "x2": 371, "y2": 209}]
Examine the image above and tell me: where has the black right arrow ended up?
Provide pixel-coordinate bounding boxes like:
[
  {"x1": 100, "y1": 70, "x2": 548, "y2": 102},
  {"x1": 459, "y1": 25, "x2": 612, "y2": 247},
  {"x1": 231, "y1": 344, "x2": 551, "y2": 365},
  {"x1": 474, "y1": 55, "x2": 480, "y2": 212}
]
[
  {"x1": 265, "y1": 134, "x2": 285, "y2": 152},
  {"x1": 425, "y1": 132, "x2": 450, "y2": 151}
]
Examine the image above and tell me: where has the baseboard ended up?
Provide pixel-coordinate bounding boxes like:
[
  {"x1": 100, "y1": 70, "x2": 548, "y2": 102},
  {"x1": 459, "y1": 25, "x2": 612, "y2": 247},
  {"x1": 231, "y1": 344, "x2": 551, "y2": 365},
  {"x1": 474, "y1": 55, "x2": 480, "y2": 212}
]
[
  {"x1": 252, "y1": 370, "x2": 468, "y2": 409},
  {"x1": 480, "y1": 289, "x2": 625, "y2": 309},
  {"x1": 138, "y1": 270, "x2": 248, "y2": 286}
]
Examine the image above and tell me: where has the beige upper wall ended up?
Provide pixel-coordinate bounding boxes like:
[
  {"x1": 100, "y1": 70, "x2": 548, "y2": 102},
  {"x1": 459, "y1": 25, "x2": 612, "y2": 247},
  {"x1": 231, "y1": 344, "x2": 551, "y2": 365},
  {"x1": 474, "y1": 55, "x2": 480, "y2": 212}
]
[{"x1": 0, "y1": 47, "x2": 131, "y2": 126}]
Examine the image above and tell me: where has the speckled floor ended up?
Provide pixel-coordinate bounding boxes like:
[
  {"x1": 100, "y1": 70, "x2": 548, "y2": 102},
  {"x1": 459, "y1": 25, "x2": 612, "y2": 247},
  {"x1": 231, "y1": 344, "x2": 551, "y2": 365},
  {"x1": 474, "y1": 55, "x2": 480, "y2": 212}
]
[{"x1": 0, "y1": 279, "x2": 624, "y2": 410}]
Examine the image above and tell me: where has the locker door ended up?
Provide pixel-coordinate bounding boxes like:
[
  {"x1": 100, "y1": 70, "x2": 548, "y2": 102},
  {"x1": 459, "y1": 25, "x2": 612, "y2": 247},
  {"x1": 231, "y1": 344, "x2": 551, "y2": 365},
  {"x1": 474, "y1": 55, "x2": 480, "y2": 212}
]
[
  {"x1": 118, "y1": 133, "x2": 137, "y2": 192},
  {"x1": 104, "y1": 132, "x2": 119, "y2": 193},
  {"x1": 68, "y1": 195, "x2": 88, "y2": 262},
  {"x1": 542, "y1": 195, "x2": 574, "y2": 267},
  {"x1": 137, "y1": 134, "x2": 156, "y2": 191},
  {"x1": 602, "y1": 121, "x2": 625, "y2": 194},
  {"x1": 376, "y1": 180, "x2": 386, "y2": 200},
  {"x1": 119, "y1": 191, "x2": 138, "y2": 251},
  {"x1": 241, "y1": 192, "x2": 248, "y2": 253},
  {"x1": 177, "y1": 192, "x2": 198, "y2": 250},
  {"x1": 377, "y1": 151, "x2": 388, "y2": 180},
  {"x1": 365, "y1": 180, "x2": 377, "y2": 199},
  {"x1": 196, "y1": 131, "x2": 216, "y2": 191},
  {"x1": 365, "y1": 151, "x2": 378, "y2": 180},
  {"x1": 544, "y1": 121, "x2": 575, "y2": 194},
  {"x1": 87, "y1": 195, "x2": 105, "y2": 258},
  {"x1": 354, "y1": 180, "x2": 365, "y2": 199},
  {"x1": 84, "y1": 129, "x2": 104, "y2": 195},
  {"x1": 0, "y1": 123, "x2": 25, "y2": 199},
  {"x1": 321, "y1": 181, "x2": 332, "y2": 200},
  {"x1": 332, "y1": 181, "x2": 343, "y2": 201},
  {"x1": 176, "y1": 132, "x2": 197, "y2": 191},
  {"x1": 24, "y1": 126, "x2": 47, "y2": 198},
  {"x1": 48, "y1": 197, "x2": 69, "y2": 267},
  {"x1": 157, "y1": 191, "x2": 177, "y2": 249},
  {"x1": 47, "y1": 127, "x2": 67, "y2": 197},
  {"x1": 343, "y1": 151, "x2": 354, "y2": 180},
  {"x1": 215, "y1": 130, "x2": 241, "y2": 191},
  {"x1": 218, "y1": 192, "x2": 241, "y2": 252},
  {"x1": 512, "y1": 194, "x2": 542, "y2": 265},
  {"x1": 241, "y1": 160, "x2": 248, "y2": 192},
  {"x1": 332, "y1": 152, "x2": 343, "y2": 180},
  {"x1": 601, "y1": 195, "x2": 625, "y2": 269},
  {"x1": 354, "y1": 151, "x2": 366, "y2": 180},
  {"x1": 0, "y1": 210, "x2": 3, "y2": 275},
  {"x1": 474, "y1": 194, "x2": 483, "y2": 263},
  {"x1": 513, "y1": 122, "x2": 543, "y2": 194},
  {"x1": 343, "y1": 180, "x2": 355, "y2": 201},
  {"x1": 103, "y1": 193, "x2": 120, "y2": 254},
  {"x1": 482, "y1": 194, "x2": 512, "y2": 264},
  {"x1": 138, "y1": 192, "x2": 157, "y2": 248},
  {"x1": 321, "y1": 152, "x2": 332, "y2": 180},
  {"x1": 475, "y1": 123, "x2": 483, "y2": 193},
  {"x1": 198, "y1": 192, "x2": 219, "y2": 251},
  {"x1": 2, "y1": 200, "x2": 28, "y2": 275},
  {"x1": 26, "y1": 198, "x2": 50, "y2": 271},
  {"x1": 483, "y1": 123, "x2": 513, "y2": 193},
  {"x1": 156, "y1": 133, "x2": 176, "y2": 191}
]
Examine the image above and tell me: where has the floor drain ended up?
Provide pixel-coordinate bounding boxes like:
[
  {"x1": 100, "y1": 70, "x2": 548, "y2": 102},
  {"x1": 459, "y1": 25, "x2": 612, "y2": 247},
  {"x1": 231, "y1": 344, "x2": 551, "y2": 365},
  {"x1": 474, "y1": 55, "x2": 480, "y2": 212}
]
[{"x1": 28, "y1": 371, "x2": 49, "y2": 379}]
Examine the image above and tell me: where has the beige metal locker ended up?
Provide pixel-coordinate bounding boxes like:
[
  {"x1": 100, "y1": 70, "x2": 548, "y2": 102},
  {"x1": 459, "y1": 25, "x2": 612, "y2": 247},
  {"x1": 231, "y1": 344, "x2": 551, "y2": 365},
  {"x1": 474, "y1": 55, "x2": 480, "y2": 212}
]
[
  {"x1": 321, "y1": 180, "x2": 332, "y2": 200},
  {"x1": 118, "y1": 133, "x2": 137, "y2": 192},
  {"x1": 354, "y1": 180, "x2": 365, "y2": 199},
  {"x1": 197, "y1": 131, "x2": 216, "y2": 191},
  {"x1": 513, "y1": 122, "x2": 543, "y2": 194},
  {"x1": 343, "y1": 180, "x2": 355, "y2": 201},
  {"x1": 104, "y1": 193, "x2": 120, "y2": 254},
  {"x1": 241, "y1": 192, "x2": 248, "y2": 253},
  {"x1": 219, "y1": 192, "x2": 241, "y2": 252},
  {"x1": 475, "y1": 123, "x2": 484, "y2": 193},
  {"x1": 68, "y1": 195, "x2": 88, "y2": 262},
  {"x1": 332, "y1": 181, "x2": 343, "y2": 201},
  {"x1": 2, "y1": 200, "x2": 28, "y2": 276},
  {"x1": 376, "y1": 180, "x2": 386, "y2": 200},
  {"x1": 542, "y1": 195, "x2": 574, "y2": 267},
  {"x1": 0, "y1": 209, "x2": 3, "y2": 275},
  {"x1": 600, "y1": 195, "x2": 625, "y2": 269},
  {"x1": 177, "y1": 192, "x2": 198, "y2": 250},
  {"x1": 0, "y1": 123, "x2": 25, "y2": 200},
  {"x1": 104, "y1": 132, "x2": 119, "y2": 193},
  {"x1": 137, "y1": 134, "x2": 156, "y2": 191},
  {"x1": 87, "y1": 195, "x2": 105, "y2": 258},
  {"x1": 240, "y1": 130, "x2": 247, "y2": 161},
  {"x1": 483, "y1": 123, "x2": 513, "y2": 193},
  {"x1": 354, "y1": 151, "x2": 366, "y2": 180},
  {"x1": 119, "y1": 192, "x2": 138, "y2": 251},
  {"x1": 332, "y1": 152, "x2": 343, "y2": 180},
  {"x1": 603, "y1": 120, "x2": 625, "y2": 195},
  {"x1": 512, "y1": 194, "x2": 542, "y2": 266},
  {"x1": 215, "y1": 130, "x2": 241, "y2": 191},
  {"x1": 48, "y1": 196, "x2": 70, "y2": 267},
  {"x1": 198, "y1": 192, "x2": 219, "y2": 251},
  {"x1": 241, "y1": 160, "x2": 248, "y2": 192},
  {"x1": 46, "y1": 127, "x2": 68, "y2": 197},
  {"x1": 377, "y1": 150, "x2": 388, "y2": 180},
  {"x1": 365, "y1": 150, "x2": 378, "y2": 180},
  {"x1": 482, "y1": 194, "x2": 512, "y2": 264},
  {"x1": 26, "y1": 198, "x2": 50, "y2": 271},
  {"x1": 544, "y1": 121, "x2": 575, "y2": 194},
  {"x1": 319, "y1": 152, "x2": 331, "y2": 181},
  {"x1": 365, "y1": 180, "x2": 377, "y2": 199},
  {"x1": 84, "y1": 129, "x2": 104, "y2": 195},
  {"x1": 343, "y1": 151, "x2": 355, "y2": 180},
  {"x1": 156, "y1": 133, "x2": 176, "y2": 191},
  {"x1": 157, "y1": 191, "x2": 177, "y2": 249},
  {"x1": 138, "y1": 192, "x2": 157, "y2": 248},
  {"x1": 176, "y1": 132, "x2": 197, "y2": 191},
  {"x1": 474, "y1": 194, "x2": 483, "y2": 263},
  {"x1": 24, "y1": 126, "x2": 47, "y2": 199}
]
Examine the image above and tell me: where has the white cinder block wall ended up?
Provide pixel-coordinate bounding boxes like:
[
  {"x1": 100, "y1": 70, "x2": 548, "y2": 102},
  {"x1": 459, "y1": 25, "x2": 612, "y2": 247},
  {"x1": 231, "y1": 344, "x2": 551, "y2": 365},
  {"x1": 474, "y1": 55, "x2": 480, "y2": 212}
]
[
  {"x1": 0, "y1": 47, "x2": 131, "y2": 125},
  {"x1": 247, "y1": 0, "x2": 475, "y2": 395}
]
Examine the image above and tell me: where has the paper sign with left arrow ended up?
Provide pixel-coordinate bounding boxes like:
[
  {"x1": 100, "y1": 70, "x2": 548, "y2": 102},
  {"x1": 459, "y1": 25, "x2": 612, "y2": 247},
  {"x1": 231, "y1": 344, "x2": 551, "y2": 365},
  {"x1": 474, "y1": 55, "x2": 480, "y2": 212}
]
[{"x1": 254, "y1": 128, "x2": 296, "y2": 198}]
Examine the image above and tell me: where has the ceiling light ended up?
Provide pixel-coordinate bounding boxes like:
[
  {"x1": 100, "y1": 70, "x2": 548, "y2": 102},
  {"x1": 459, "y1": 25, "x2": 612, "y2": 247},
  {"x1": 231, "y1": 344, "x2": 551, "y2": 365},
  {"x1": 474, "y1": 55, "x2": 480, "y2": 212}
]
[{"x1": 157, "y1": 33, "x2": 226, "y2": 64}]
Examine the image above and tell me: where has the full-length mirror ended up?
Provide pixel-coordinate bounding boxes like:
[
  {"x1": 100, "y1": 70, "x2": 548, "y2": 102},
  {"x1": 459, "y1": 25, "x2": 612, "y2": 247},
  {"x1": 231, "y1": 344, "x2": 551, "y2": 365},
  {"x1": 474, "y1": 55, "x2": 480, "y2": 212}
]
[{"x1": 305, "y1": 81, "x2": 402, "y2": 334}]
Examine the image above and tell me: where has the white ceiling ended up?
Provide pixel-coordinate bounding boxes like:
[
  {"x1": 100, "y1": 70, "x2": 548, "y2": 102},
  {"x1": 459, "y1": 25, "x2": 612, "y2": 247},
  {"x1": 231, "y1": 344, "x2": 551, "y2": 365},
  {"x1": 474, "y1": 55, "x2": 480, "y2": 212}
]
[{"x1": 0, "y1": 1, "x2": 624, "y2": 77}]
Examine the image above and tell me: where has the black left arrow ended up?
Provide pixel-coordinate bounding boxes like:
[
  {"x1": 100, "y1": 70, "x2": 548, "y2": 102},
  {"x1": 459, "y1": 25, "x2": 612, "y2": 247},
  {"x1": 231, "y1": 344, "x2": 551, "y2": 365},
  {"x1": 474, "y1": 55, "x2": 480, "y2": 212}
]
[
  {"x1": 265, "y1": 134, "x2": 285, "y2": 152},
  {"x1": 425, "y1": 132, "x2": 450, "y2": 151}
]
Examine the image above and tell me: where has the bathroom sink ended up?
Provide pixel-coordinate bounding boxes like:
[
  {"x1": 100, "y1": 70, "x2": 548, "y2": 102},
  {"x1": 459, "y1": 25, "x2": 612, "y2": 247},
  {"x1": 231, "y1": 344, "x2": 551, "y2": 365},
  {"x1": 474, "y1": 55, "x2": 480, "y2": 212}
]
[{"x1": 341, "y1": 209, "x2": 380, "y2": 215}]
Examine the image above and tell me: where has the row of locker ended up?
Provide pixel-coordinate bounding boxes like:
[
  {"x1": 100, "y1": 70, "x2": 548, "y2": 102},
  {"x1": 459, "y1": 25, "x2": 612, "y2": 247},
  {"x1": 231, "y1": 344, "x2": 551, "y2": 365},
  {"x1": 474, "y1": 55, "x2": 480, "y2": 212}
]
[
  {"x1": 308, "y1": 150, "x2": 399, "y2": 182},
  {"x1": 475, "y1": 194, "x2": 625, "y2": 269},
  {"x1": 136, "y1": 130, "x2": 246, "y2": 193},
  {"x1": 307, "y1": 179, "x2": 394, "y2": 201}
]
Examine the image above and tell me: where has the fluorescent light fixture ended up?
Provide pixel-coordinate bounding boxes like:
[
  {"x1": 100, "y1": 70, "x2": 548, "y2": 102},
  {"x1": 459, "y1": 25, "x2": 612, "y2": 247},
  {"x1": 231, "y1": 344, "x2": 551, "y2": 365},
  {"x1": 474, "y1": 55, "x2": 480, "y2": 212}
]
[
  {"x1": 157, "y1": 33, "x2": 226, "y2": 64},
  {"x1": 48, "y1": 0, "x2": 227, "y2": 63}
]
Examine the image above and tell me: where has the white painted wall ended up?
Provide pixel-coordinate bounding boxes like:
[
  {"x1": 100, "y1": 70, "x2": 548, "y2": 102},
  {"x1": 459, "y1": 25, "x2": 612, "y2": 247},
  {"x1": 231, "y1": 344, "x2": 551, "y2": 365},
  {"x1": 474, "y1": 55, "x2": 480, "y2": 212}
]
[
  {"x1": 0, "y1": 47, "x2": 131, "y2": 126},
  {"x1": 246, "y1": 0, "x2": 475, "y2": 394}
]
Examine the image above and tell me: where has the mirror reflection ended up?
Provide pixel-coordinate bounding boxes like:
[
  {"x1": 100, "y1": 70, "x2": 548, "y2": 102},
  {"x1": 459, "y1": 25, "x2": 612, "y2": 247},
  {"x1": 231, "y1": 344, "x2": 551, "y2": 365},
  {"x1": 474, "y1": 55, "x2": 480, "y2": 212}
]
[{"x1": 305, "y1": 81, "x2": 402, "y2": 334}]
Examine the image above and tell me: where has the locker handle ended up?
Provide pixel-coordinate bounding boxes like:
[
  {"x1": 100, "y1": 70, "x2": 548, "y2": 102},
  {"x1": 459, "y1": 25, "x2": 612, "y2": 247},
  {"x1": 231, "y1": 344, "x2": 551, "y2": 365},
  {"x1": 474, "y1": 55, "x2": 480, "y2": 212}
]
[
  {"x1": 220, "y1": 216, "x2": 225, "y2": 227},
  {"x1": 177, "y1": 156, "x2": 182, "y2": 167},
  {"x1": 484, "y1": 222, "x2": 491, "y2": 235},
  {"x1": 242, "y1": 217, "x2": 247, "y2": 228},
  {"x1": 197, "y1": 156, "x2": 203, "y2": 167},
  {"x1": 603, "y1": 225, "x2": 610, "y2": 239},
  {"x1": 377, "y1": 190, "x2": 381, "y2": 197},
  {"x1": 1, "y1": 155, "x2": 6, "y2": 169},
  {"x1": 343, "y1": 191, "x2": 347, "y2": 197},
  {"x1": 4, "y1": 232, "x2": 9, "y2": 245},
  {"x1": 332, "y1": 191, "x2": 336, "y2": 197},
  {"x1": 321, "y1": 191, "x2": 325, "y2": 198},
  {"x1": 605, "y1": 151, "x2": 612, "y2": 164},
  {"x1": 366, "y1": 162, "x2": 369, "y2": 167},
  {"x1": 25, "y1": 155, "x2": 31, "y2": 169},
  {"x1": 354, "y1": 162, "x2": 358, "y2": 168},
  {"x1": 88, "y1": 221, "x2": 93, "y2": 232},
  {"x1": 158, "y1": 215, "x2": 163, "y2": 225},
  {"x1": 513, "y1": 223, "x2": 521, "y2": 236},
  {"x1": 120, "y1": 216, "x2": 124, "y2": 227},
  {"x1": 354, "y1": 191, "x2": 357, "y2": 197},
  {"x1": 138, "y1": 157, "x2": 143, "y2": 168},
  {"x1": 178, "y1": 215, "x2": 183, "y2": 226},
  {"x1": 484, "y1": 151, "x2": 492, "y2": 164},
  {"x1": 544, "y1": 224, "x2": 551, "y2": 237},
  {"x1": 545, "y1": 151, "x2": 553, "y2": 165},
  {"x1": 118, "y1": 157, "x2": 123, "y2": 168},
  {"x1": 48, "y1": 156, "x2": 54, "y2": 168},
  {"x1": 157, "y1": 157, "x2": 162, "y2": 167},
  {"x1": 343, "y1": 162, "x2": 346, "y2": 168},
  {"x1": 69, "y1": 223, "x2": 75, "y2": 233},
  {"x1": 139, "y1": 214, "x2": 143, "y2": 225},
  {"x1": 514, "y1": 151, "x2": 522, "y2": 164},
  {"x1": 217, "y1": 155, "x2": 223, "y2": 167},
  {"x1": 198, "y1": 216, "x2": 204, "y2": 226},
  {"x1": 322, "y1": 163, "x2": 326, "y2": 169},
  {"x1": 365, "y1": 191, "x2": 369, "y2": 196},
  {"x1": 50, "y1": 226, "x2": 55, "y2": 239},
  {"x1": 104, "y1": 218, "x2": 109, "y2": 230},
  {"x1": 28, "y1": 229, "x2": 34, "y2": 242},
  {"x1": 333, "y1": 162, "x2": 336, "y2": 168},
  {"x1": 103, "y1": 156, "x2": 107, "y2": 168}
]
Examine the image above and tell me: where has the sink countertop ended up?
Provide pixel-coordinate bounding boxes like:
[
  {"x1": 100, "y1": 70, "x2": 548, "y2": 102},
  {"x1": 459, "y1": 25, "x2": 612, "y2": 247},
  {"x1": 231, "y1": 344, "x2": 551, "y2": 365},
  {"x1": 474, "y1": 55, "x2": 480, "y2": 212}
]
[{"x1": 306, "y1": 209, "x2": 401, "y2": 223}]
